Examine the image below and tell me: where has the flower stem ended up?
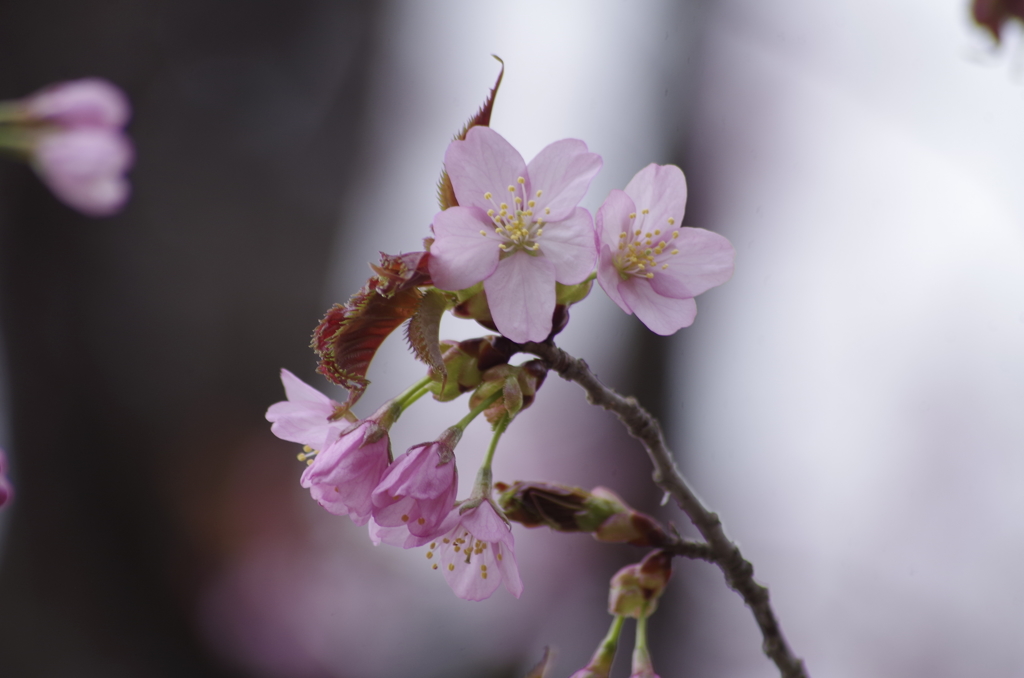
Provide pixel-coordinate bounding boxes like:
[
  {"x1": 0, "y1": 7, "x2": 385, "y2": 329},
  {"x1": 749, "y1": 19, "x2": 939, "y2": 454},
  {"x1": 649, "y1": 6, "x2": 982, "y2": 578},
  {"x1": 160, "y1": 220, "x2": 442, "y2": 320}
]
[
  {"x1": 453, "y1": 389, "x2": 502, "y2": 432},
  {"x1": 587, "y1": 615, "x2": 625, "y2": 674},
  {"x1": 392, "y1": 375, "x2": 434, "y2": 414},
  {"x1": 471, "y1": 411, "x2": 510, "y2": 500}
]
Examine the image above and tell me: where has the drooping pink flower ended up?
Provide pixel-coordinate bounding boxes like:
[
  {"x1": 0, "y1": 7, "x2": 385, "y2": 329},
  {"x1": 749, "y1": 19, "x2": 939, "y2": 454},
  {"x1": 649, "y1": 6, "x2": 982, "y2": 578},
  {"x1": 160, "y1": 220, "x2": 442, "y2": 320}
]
[
  {"x1": 300, "y1": 419, "x2": 390, "y2": 525},
  {"x1": 371, "y1": 434, "x2": 459, "y2": 541},
  {"x1": 430, "y1": 500, "x2": 523, "y2": 601},
  {"x1": 0, "y1": 449, "x2": 12, "y2": 508},
  {"x1": 22, "y1": 78, "x2": 130, "y2": 129},
  {"x1": 266, "y1": 368, "x2": 348, "y2": 450},
  {"x1": 32, "y1": 128, "x2": 133, "y2": 217},
  {"x1": 595, "y1": 164, "x2": 734, "y2": 335},
  {"x1": 429, "y1": 126, "x2": 602, "y2": 343}
]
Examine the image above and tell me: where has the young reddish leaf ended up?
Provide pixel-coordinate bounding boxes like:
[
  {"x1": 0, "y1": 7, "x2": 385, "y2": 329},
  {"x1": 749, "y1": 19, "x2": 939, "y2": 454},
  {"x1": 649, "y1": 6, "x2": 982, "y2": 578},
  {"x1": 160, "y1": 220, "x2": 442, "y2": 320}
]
[
  {"x1": 405, "y1": 287, "x2": 451, "y2": 382},
  {"x1": 312, "y1": 251, "x2": 432, "y2": 411},
  {"x1": 435, "y1": 56, "x2": 505, "y2": 210}
]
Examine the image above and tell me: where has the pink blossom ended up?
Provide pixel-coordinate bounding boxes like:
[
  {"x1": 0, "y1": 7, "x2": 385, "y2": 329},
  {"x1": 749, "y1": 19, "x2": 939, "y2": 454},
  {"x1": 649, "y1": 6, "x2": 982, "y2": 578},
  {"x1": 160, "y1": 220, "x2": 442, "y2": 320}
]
[
  {"x1": 0, "y1": 449, "x2": 12, "y2": 508},
  {"x1": 429, "y1": 126, "x2": 602, "y2": 343},
  {"x1": 430, "y1": 501, "x2": 523, "y2": 601},
  {"x1": 595, "y1": 164, "x2": 734, "y2": 335},
  {"x1": 371, "y1": 437, "x2": 458, "y2": 541},
  {"x1": 266, "y1": 368, "x2": 348, "y2": 450},
  {"x1": 300, "y1": 420, "x2": 390, "y2": 525},
  {"x1": 33, "y1": 128, "x2": 133, "y2": 217},
  {"x1": 23, "y1": 78, "x2": 130, "y2": 129}
]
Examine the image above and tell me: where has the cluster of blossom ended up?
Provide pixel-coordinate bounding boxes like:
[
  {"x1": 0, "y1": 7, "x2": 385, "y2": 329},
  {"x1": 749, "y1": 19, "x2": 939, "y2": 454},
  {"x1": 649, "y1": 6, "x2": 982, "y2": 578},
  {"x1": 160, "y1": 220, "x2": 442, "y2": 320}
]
[
  {"x1": 0, "y1": 78, "x2": 133, "y2": 216},
  {"x1": 267, "y1": 67, "x2": 735, "y2": 675}
]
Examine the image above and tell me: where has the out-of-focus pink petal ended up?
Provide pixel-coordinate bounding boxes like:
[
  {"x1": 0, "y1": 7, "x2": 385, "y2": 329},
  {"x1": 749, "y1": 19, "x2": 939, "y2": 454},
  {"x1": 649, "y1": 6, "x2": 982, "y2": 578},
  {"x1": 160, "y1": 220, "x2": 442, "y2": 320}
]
[
  {"x1": 527, "y1": 138, "x2": 603, "y2": 222},
  {"x1": 33, "y1": 128, "x2": 133, "y2": 217},
  {"x1": 371, "y1": 442, "x2": 458, "y2": 538},
  {"x1": 620, "y1": 278, "x2": 697, "y2": 335},
  {"x1": 436, "y1": 502, "x2": 520, "y2": 600},
  {"x1": 596, "y1": 189, "x2": 635, "y2": 246},
  {"x1": 445, "y1": 126, "x2": 527, "y2": 213},
  {"x1": 484, "y1": 253, "x2": 556, "y2": 343},
  {"x1": 623, "y1": 163, "x2": 687, "y2": 230},
  {"x1": 654, "y1": 227, "x2": 735, "y2": 298},
  {"x1": 429, "y1": 206, "x2": 501, "y2": 291},
  {"x1": 596, "y1": 244, "x2": 628, "y2": 313},
  {"x1": 279, "y1": 368, "x2": 334, "y2": 405},
  {"x1": 24, "y1": 78, "x2": 130, "y2": 128},
  {"x1": 539, "y1": 207, "x2": 597, "y2": 285}
]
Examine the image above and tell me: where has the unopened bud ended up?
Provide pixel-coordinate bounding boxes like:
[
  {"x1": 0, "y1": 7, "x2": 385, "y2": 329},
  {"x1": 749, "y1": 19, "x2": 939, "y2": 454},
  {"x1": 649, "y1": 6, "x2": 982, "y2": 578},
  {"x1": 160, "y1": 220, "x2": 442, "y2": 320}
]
[
  {"x1": 496, "y1": 482, "x2": 668, "y2": 547},
  {"x1": 429, "y1": 336, "x2": 514, "y2": 401},
  {"x1": 470, "y1": 361, "x2": 548, "y2": 424},
  {"x1": 451, "y1": 283, "x2": 497, "y2": 332},
  {"x1": 608, "y1": 550, "x2": 673, "y2": 618}
]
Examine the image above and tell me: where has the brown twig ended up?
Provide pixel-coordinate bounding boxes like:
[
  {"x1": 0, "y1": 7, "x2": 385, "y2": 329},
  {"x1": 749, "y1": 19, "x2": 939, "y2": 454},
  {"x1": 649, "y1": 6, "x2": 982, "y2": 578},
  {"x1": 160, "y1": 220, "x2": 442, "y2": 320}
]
[{"x1": 522, "y1": 341, "x2": 809, "y2": 678}]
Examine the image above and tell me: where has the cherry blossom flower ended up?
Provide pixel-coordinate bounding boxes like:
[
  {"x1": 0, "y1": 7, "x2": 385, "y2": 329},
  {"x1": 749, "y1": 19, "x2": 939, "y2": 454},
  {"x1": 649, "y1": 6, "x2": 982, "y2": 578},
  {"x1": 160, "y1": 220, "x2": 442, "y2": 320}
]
[
  {"x1": 429, "y1": 126, "x2": 602, "y2": 343},
  {"x1": 371, "y1": 434, "x2": 459, "y2": 541},
  {"x1": 595, "y1": 164, "x2": 734, "y2": 335},
  {"x1": 429, "y1": 500, "x2": 523, "y2": 601},
  {"x1": 1, "y1": 78, "x2": 134, "y2": 216},
  {"x1": 266, "y1": 368, "x2": 348, "y2": 450},
  {"x1": 300, "y1": 419, "x2": 390, "y2": 525},
  {"x1": 0, "y1": 449, "x2": 12, "y2": 508}
]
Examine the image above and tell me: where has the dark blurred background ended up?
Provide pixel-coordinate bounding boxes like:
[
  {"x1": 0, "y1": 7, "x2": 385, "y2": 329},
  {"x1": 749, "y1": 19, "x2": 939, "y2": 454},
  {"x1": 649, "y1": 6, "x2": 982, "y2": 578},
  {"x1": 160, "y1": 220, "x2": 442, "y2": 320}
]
[{"x1": 2, "y1": 1, "x2": 1023, "y2": 677}]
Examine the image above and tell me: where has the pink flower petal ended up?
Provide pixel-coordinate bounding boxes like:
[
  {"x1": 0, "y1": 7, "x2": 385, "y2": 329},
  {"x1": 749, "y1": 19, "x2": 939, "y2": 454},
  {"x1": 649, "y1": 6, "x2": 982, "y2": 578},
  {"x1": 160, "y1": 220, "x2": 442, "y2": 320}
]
[
  {"x1": 300, "y1": 425, "x2": 390, "y2": 525},
  {"x1": 445, "y1": 126, "x2": 527, "y2": 213},
  {"x1": 596, "y1": 244, "x2": 628, "y2": 313},
  {"x1": 624, "y1": 163, "x2": 687, "y2": 230},
  {"x1": 527, "y1": 138, "x2": 603, "y2": 222},
  {"x1": 429, "y1": 206, "x2": 501, "y2": 291},
  {"x1": 24, "y1": 78, "x2": 130, "y2": 128},
  {"x1": 596, "y1": 189, "x2": 635, "y2": 246},
  {"x1": 279, "y1": 368, "x2": 334, "y2": 405},
  {"x1": 33, "y1": 128, "x2": 133, "y2": 217},
  {"x1": 538, "y1": 207, "x2": 597, "y2": 285},
  {"x1": 620, "y1": 277, "x2": 698, "y2": 335},
  {"x1": 484, "y1": 252, "x2": 556, "y2": 343},
  {"x1": 266, "y1": 368, "x2": 341, "y2": 448},
  {"x1": 653, "y1": 227, "x2": 735, "y2": 298}
]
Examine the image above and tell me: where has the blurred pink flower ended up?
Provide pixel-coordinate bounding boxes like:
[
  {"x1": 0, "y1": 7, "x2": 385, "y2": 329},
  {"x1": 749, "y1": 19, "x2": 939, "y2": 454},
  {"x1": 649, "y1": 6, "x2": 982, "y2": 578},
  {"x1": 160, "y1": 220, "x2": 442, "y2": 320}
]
[
  {"x1": 300, "y1": 420, "x2": 390, "y2": 526},
  {"x1": 432, "y1": 500, "x2": 523, "y2": 601},
  {"x1": 371, "y1": 437, "x2": 458, "y2": 541},
  {"x1": 0, "y1": 449, "x2": 12, "y2": 508},
  {"x1": 23, "y1": 77, "x2": 130, "y2": 129},
  {"x1": 595, "y1": 164, "x2": 734, "y2": 335},
  {"x1": 266, "y1": 368, "x2": 347, "y2": 450},
  {"x1": 429, "y1": 126, "x2": 602, "y2": 343},
  {"x1": 33, "y1": 128, "x2": 133, "y2": 217}
]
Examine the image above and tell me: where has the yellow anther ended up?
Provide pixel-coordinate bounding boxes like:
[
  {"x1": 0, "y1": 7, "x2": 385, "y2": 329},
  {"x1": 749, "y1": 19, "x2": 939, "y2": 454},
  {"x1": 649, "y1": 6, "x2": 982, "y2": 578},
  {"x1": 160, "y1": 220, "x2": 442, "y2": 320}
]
[
  {"x1": 497, "y1": 553, "x2": 503, "y2": 561},
  {"x1": 635, "y1": 229, "x2": 642, "y2": 236},
  {"x1": 448, "y1": 564, "x2": 455, "y2": 571},
  {"x1": 500, "y1": 203, "x2": 508, "y2": 210},
  {"x1": 642, "y1": 209, "x2": 649, "y2": 214},
  {"x1": 430, "y1": 542, "x2": 437, "y2": 548},
  {"x1": 296, "y1": 453, "x2": 306, "y2": 462},
  {"x1": 481, "y1": 565, "x2": 488, "y2": 571},
  {"x1": 528, "y1": 200, "x2": 536, "y2": 207},
  {"x1": 514, "y1": 196, "x2": 522, "y2": 203},
  {"x1": 671, "y1": 249, "x2": 679, "y2": 255},
  {"x1": 487, "y1": 209, "x2": 495, "y2": 217},
  {"x1": 479, "y1": 230, "x2": 487, "y2": 236},
  {"x1": 306, "y1": 459, "x2": 314, "y2": 466},
  {"x1": 333, "y1": 486, "x2": 340, "y2": 493},
  {"x1": 654, "y1": 229, "x2": 661, "y2": 235},
  {"x1": 667, "y1": 217, "x2": 676, "y2": 225},
  {"x1": 672, "y1": 231, "x2": 679, "y2": 239},
  {"x1": 646, "y1": 272, "x2": 654, "y2": 278},
  {"x1": 508, "y1": 185, "x2": 515, "y2": 192},
  {"x1": 401, "y1": 514, "x2": 409, "y2": 522},
  {"x1": 662, "y1": 263, "x2": 669, "y2": 269},
  {"x1": 484, "y1": 192, "x2": 492, "y2": 200},
  {"x1": 536, "y1": 229, "x2": 543, "y2": 236},
  {"x1": 432, "y1": 564, "x2": 438, "y2": 570},
  {"x1": 536, "y1": 190, "x2": 543, "y2": 197},
  {"x1": 517, "y1": 176, "x2": 525, "y2": 184},
  {"x1": 453, "y1": 545, "x2": 461, "y2": 552},
  {"x1": 426, "y1": 551, "x2": 433, "y2": 559},
  {"x1": 442, "y1": 538, "x2": 451, "y2": 543},
  {"x1": 618, "y1": 232, "x2": 627, "y2": 238},
  {"x1": 417, "y1": 517, "x2": 425, "y2": 525},
  {"x1": 629, "y1": 213, "x2": 636, "y2": 219},
  {"x1": 302, "y1": 445, "x2": 313, "y2": 452},
  {"x1": 544, "y1": 207, "x2": 550, "y2": 214},
  {"x1": 481, "y1": 573, "x2": 488, "y2": 579}
]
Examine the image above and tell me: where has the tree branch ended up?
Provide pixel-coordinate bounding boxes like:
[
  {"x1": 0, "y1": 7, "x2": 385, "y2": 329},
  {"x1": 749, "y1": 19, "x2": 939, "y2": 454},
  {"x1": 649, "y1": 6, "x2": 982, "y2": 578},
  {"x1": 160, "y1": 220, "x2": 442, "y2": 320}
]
[{"x1": 522, "y1": 341, "x2": 809, "y2": 678}]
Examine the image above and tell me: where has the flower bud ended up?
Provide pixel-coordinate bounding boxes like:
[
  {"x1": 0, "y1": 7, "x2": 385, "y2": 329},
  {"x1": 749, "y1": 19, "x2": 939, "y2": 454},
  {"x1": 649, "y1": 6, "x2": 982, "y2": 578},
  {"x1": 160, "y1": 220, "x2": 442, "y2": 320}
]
[
  {"x1": 469, "y1": 360, "x2": 547, "y2": 424},
  {"x1": 429, "y1": 336, "x2": 515, "y2": 401},
  {"x1": 496, "y1": 481, "x2": 669, "y2": 547},
  {"x1": 608, "y1": 550, "x2": 673, "y2": 618},
  {"x1": 451, "y1": 283, "x2": 497, "y2": 332}
]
